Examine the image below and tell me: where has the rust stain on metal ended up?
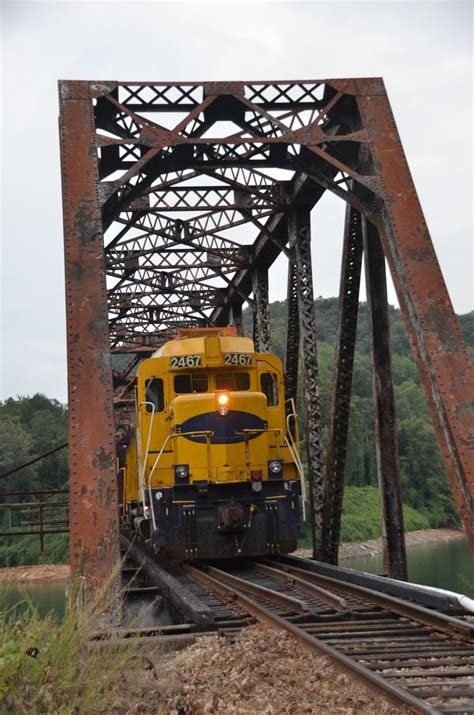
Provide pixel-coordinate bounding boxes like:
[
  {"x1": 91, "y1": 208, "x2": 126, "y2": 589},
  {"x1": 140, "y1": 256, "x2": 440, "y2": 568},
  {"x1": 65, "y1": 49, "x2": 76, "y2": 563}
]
[
  {"x1": 59, "y1": 80, "x2": 119, "y2": 597},
  {"x1": 356, "y1": 80, "x2": 474, "y2": 550}
]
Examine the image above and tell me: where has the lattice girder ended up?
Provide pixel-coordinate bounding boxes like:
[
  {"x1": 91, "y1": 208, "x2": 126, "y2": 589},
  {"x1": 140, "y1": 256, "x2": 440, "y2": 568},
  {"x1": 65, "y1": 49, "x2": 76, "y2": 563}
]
[{"x1": 59, "y1": 78, "x2": 474, "y2": 592}]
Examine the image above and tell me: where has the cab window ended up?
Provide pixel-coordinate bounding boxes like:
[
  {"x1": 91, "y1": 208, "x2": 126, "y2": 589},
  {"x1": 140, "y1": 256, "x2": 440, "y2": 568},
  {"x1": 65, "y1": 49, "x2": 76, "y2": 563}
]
[
  {"x1": 174, "y1": 373, "x2": 208, "y2": 394},
  {"x1": 216, "y1": 372, "x2": 250, "y2": 391},
  {"x1": 260, "y1": 372, "x2": 279, "y2": 406},
  {"x1": 145, "y1": 378, "x2": 164, "y2": 412}
]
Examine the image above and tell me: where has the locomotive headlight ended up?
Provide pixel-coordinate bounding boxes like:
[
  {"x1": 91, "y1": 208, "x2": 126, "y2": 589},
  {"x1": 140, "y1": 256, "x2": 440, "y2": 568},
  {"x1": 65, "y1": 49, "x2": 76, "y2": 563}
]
[
  {"x1": 174, "y1": 464, "x2": 189, "y2": 480},
  {"x1": 216, "y1": 392, "x2": 230, "y2": 416},
  {"x1": 268, "y1": 460, "x2": 283, "y2": 476}
]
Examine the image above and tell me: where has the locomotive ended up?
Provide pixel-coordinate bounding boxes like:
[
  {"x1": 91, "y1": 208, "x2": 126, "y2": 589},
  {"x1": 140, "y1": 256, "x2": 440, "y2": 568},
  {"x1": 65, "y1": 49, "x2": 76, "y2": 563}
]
[{"x1": 120, "y1": 327, "x2": 304, "y2": 560}]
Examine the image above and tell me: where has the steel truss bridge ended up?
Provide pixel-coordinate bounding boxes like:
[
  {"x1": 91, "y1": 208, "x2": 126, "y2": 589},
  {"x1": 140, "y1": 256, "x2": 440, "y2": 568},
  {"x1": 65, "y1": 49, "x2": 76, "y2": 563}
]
[{"x1": 58, "y1": 78, "x2": 473, "y2": 593}]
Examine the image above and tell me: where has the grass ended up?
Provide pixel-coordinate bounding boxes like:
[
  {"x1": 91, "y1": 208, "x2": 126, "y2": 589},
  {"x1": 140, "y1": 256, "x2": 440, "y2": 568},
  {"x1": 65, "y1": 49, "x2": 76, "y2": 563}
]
[
  {"x1": 0, "y1": 565, "x2": 155, "y2": 713},
  {"x1": 341, "y1": 485, "x2": 430, "y2": 543},
  {"x1": 299, "y1": 485, "x2": 430, "y2": 549}
]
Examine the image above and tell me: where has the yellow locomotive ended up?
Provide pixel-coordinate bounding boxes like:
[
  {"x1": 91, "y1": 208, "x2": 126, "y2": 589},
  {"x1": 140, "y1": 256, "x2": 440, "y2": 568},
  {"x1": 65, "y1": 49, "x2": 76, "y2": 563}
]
[{"x1": 120, "y1": 327, "x2": 304, "y2": 560}]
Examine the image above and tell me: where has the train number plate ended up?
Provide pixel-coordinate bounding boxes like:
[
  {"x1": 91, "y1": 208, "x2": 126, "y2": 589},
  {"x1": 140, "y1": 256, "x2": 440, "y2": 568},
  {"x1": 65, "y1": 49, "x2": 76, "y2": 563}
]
[
  {"x1": 224, "y1": 353, "x2": 252, "y2": 366},
  {"x1": 170, "y1": 354, "x2": 202, "y2": 369}
]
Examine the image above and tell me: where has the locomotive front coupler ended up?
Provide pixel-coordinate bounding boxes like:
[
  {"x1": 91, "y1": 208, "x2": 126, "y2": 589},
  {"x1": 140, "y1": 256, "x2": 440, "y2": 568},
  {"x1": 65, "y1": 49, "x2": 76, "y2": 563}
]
[{"x1": 217, "y1": 503, "x2": 245, "y2": 533}]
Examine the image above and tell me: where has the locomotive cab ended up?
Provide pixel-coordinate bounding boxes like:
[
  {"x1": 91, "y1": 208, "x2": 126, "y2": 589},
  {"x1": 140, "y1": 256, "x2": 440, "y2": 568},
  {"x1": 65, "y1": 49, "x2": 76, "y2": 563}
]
[{"x1": 121, "y1": 327, "x2": 304, "y2": 560}]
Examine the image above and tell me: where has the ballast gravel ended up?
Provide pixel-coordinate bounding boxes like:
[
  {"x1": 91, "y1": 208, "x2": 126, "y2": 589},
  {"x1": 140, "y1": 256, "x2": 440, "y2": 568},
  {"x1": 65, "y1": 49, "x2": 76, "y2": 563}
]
[{"x1": 147, "y1": 624, "x2": 408, "y2": 714}]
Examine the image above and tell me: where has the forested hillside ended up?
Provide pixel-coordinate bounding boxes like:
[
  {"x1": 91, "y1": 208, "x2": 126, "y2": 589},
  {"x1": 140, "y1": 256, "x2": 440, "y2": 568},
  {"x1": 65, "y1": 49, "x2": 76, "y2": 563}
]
[
  {"x1": 0, "y1": 302, "x2": 471, "y2": 564},
  {"x1": 244, "y1": 299, "x2": 473, "y2": 532}
]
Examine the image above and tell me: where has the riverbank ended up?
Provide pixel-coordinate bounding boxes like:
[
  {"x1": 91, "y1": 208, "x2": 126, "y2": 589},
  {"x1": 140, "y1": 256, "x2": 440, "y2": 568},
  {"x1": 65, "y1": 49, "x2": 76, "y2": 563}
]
[
  {"x1": 1, "y1": 564, "x2": 70, "y2": 583},
  {"x1": 297, "y1": 528, "x2": 466, "y2": 560}
]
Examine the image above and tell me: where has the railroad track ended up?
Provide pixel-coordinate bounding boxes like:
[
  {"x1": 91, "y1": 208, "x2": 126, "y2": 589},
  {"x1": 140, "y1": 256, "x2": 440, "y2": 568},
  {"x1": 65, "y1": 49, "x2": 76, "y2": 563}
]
[{"x1": 180, "y1": 558, "x2": 474, "y2": 714}]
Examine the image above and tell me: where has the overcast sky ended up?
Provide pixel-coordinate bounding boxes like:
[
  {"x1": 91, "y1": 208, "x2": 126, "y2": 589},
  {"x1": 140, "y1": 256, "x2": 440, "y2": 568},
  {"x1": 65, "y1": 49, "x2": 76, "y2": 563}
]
[{"x1": 1, "y1": 0, "x2": 472, "y2": 404}]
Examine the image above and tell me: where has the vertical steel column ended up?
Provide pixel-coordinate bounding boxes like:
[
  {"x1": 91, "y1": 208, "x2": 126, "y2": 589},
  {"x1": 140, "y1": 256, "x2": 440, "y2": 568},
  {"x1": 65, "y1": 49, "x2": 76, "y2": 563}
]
[
  {"x1": 322, "y1": 204, "x2": 363, "y2": 564},
  {"x1": 59, "y1": 81, "x2": 120, "y2": 595},
  {"x1": 363, "y1": 217, "x2": 407, "y2": 581},
  {"x1": 252, "y1": 267, "x2": 272, "y2": 352},
  {"x1": 284, "y1": 258, "x2": 300, "y2": 405},
  {"x1": 357, "y1": 82, "x2": 474, "y2": 552},
  {"x1": 288, "y1": 207, "x2": 325, "y2": 558},
  {"x1": 229, "y1": 301, "x2": 244, "y2": 336}
]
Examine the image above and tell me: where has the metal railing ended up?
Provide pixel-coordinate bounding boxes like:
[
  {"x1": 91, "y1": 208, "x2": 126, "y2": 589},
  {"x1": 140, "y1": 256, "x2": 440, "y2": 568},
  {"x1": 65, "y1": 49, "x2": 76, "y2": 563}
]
[
  {"x1": 0, "y1": 489, "x2": 69, "y2": 554},
  {"x1": 144, "y1": 422, "x2": 307, "y2": 527},
  {"x1": 146, "y1": 430, "x2": 213, "y2": 530},
  {"x1": 238, "y1": 426, "x2": 306, "y2": 521}
]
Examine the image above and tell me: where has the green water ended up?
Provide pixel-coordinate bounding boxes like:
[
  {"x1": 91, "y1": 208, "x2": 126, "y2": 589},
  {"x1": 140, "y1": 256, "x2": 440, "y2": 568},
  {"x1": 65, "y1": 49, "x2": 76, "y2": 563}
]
[
  {"x1": 4, "y1": 581, "x2": 66, "y2": 619},
  {"x1": 342, "y1": 537, "x2": 474, "y2": 597}
]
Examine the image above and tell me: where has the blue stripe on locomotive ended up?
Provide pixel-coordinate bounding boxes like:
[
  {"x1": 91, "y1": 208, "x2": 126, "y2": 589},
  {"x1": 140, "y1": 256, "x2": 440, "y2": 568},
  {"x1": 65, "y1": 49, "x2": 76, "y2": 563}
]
[{"x1": 179, "y1": 411, "x2": 266, "y2": 444}]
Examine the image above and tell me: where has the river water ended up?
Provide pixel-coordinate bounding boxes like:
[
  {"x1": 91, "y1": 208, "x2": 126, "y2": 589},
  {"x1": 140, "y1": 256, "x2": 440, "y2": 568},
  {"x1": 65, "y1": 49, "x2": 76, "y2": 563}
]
[
  {"x1": 3, "y1": 538, "x2": 473, "y2": 618},
  {"x1": 342, "y1": 537, "x2": 473, "y2": 598},
  {"x1": 4, "y1": 581, "x2": 67, "y2": 619}
]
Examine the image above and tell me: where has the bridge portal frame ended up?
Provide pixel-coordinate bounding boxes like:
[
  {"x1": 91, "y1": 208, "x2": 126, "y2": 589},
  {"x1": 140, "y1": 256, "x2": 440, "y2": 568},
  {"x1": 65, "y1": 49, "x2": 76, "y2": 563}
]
[{"x1": 59, "y1": 78, "x2": 473, "y2": 592}]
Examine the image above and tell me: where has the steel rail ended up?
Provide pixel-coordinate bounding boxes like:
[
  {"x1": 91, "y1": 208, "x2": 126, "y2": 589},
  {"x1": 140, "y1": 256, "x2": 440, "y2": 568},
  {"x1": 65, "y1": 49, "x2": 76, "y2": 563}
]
[
  {"x1": 183, "y1": 562, "x2": 437, "y2": 714},
  {"x1": 265, "y1": 560, "x2": 474, "y2": 642},
  {"x1": 187, "y1": 563, "x2": 310, "y2": 614},
  {"x1": 254, "y1": 561, "x2": 348, "y2": 613}
]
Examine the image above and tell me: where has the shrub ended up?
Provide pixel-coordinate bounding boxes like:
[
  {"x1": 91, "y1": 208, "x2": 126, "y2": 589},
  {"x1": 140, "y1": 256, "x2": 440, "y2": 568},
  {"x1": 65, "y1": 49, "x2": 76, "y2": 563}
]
[
  {"x1": 0, "y1": 569, "x2": 151, "y2": 713},
  {"x1": 0, "y1": 534, "x2": 69, "y2": 568}
]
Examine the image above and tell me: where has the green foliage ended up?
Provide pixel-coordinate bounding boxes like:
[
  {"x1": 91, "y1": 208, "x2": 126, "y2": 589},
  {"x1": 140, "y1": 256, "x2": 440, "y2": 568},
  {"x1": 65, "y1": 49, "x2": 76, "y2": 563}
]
[
  {"x1": 459, "y1": 312, "x2": 474, "y2": 362},
  {"x1": 299, "y1": 486, "x2": 430, "y2": 547},
  {"x1": 0, "y1": 395, "x2": 68, "y2": 493},
  {"x1": 0, "y1": 573, "x2": 148, "y2": 712},
  {"x1": 0, "y1": 418, "x2": 36, "y2": 494},
  {"x1": 340, "y1": 486, "x2": 430, "y2": 543},
  {"x1": 0, "y1": 535, "x2": 69, "y2": 568}
]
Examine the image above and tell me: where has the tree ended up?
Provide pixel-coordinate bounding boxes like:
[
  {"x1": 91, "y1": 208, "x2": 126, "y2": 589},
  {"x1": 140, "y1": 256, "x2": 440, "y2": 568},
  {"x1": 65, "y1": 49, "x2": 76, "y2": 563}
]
[{"x1": 0, "y1": 416, "x2": 38, "y2": 494}]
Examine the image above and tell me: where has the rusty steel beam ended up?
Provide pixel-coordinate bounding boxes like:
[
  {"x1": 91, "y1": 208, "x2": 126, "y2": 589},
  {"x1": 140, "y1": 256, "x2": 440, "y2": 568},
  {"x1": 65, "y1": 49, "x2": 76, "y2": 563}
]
[
  {"x1": 288, "y1": 207, "x2": 325, "y2": 558},
  {"x1": 252, "y1": 266, "x2": 272, "y2": 352},
  {"x1": 321, "y1": 204, "x2": 363, "y2": 565},
  {"x1": 229, "y1": 301, "x2": 244, "y2": 336},
  {"x1": 355, "y1": 80, "x2": 474, "y2": 552},
  {"x1": 284, "y1": 257, "x2": 300, "y2": 405},
  {"x1": 59, "y1": 81, "x2": 120, "y2": 596},
  {"x1": 363, "y1": 218, "x2": 408, "y2": 581},
  {"x1": 210, "y1": 176, "x2": 328, "y2": 328}
]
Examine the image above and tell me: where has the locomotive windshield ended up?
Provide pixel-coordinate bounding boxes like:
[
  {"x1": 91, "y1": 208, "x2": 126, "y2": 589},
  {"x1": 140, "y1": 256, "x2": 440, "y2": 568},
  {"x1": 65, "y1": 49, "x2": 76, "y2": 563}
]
[
  {"x1": 174, "y1": 373, "x2": 209, "y2": 394},
  {"x1": 172, "y1": 371, "x2": 251, "y2": 393},
  {"x1": 215, "y1": 372, "x2": 250, "y2": 391},
  {"x1": 145, "y1": 378, "x2": 164, "y2": 412},
  {"x1": 260, "y1": 372, "x2": 279, "y2": 406}
]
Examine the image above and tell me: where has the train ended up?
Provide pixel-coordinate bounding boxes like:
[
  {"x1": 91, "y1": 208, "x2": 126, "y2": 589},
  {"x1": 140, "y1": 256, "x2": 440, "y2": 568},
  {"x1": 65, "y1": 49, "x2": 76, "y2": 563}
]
[{"x1": 119, "y1": 327, "x2": 305, "y2": 560}]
